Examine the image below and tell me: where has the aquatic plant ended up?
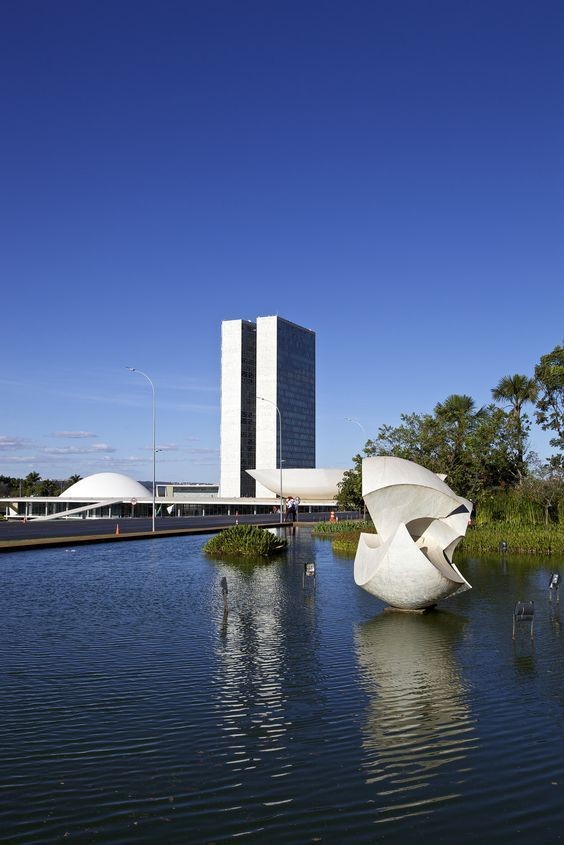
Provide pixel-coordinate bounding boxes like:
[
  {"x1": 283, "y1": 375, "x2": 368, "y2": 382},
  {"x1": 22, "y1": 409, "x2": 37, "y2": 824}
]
[{"x1": 203, "y1": 524, "x2": 288, "y2": 558}]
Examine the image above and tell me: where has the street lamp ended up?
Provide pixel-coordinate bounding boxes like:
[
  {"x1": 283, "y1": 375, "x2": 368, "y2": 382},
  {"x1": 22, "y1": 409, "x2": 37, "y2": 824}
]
[
  {"x1": 257, "y1": 395, "x2": 283, "y2": 524},
  {"x1": 345, "y1": 417, "x2": 367, "y2": 443},
  {"x1": 345, "y1": 417, "x2": 367, "y2": 520},
  {"x1": 127, "y1": 367, "x2": 156, "y2": 533}
]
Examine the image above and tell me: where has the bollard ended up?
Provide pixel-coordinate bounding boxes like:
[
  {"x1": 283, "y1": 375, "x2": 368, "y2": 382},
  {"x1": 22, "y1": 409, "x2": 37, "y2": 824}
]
[
  {"x1": 115, "y1": 524, "x2": 120, "y2": 535},
  {"x1": 513, "y1": 601, "x2": 534, "y2": 640},
  {"x1": 303, "y1": 561, "x2": 316, "y2": 589},
  {"x1": 549, "y1": 573, "x2": 560, "y2": 604}
]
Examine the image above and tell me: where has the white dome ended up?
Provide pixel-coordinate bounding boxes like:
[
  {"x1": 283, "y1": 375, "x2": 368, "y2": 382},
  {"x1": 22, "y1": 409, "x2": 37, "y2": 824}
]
[
  {"x1": 246, "y1": 468, "x2": 345, "y2": 499},
  {"x1": 61, "y1": 473, "x2": 150, "y2": 499}
]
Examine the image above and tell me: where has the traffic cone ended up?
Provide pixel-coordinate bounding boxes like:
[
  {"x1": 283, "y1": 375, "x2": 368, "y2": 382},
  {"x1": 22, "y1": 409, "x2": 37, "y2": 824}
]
[{"x1": 115, "y1": 524, "x2": 120, "y2": 535}]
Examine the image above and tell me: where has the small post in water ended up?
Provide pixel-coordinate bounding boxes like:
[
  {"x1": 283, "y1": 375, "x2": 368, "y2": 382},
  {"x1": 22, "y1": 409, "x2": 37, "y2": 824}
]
[
  {"x1": 549, "y1": 572, "x2": 560, "y2": 604},
  {"x1": 513, "y1": 600, "x2": 534, "y2": 640},
  {"x1": 221, "y1": 576, "x2": 228, "y2": 614},
  {"x1": 303, "y1": 561, "x2": 316, "y2": 589}
]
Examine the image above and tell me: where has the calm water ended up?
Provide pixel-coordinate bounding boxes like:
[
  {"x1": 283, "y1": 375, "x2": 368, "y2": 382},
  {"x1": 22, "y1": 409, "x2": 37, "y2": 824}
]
[{"x1": 1, "y1": 528, "x2": 563, "y2": 844}]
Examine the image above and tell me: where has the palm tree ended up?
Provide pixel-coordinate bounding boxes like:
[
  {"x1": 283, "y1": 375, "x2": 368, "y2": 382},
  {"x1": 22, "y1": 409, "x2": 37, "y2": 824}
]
[
  {"x1": 491, "y1": 374, "x2": 538, "y2": 475},
  {"x1": 434, "y1": 394, "x2": 480, "y2": 478},
  {"x1": 62, "y1": 474, "x2": 82, "y2": 492}
]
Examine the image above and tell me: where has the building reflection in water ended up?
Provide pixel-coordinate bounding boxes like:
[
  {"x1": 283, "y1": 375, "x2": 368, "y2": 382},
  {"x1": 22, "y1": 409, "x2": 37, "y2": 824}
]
[
  {"x1": 355, "y1": 610, "x2": 478, "y2": 823},
  {"x1": 208, "y1": 535, "x2": 320, "y2": 829}
]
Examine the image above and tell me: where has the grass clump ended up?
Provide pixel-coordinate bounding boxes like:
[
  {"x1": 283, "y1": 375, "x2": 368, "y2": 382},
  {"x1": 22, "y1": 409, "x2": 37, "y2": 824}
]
[
  {"x1": 460, "y1": 524, "x2": 564, "y2": 556},
  {"x1": 312, "y1": 520, "x2": 376, "y2": 555},
  {"x1": 204, "y1": 524, "x2": 288, "y2": 558},
  {"x1": 312, "y1": 519, "x2": 375, "y2": 536}
]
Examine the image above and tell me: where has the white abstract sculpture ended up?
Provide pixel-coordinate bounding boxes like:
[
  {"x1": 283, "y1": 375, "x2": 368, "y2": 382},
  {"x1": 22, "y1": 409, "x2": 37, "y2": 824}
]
[{"x1": 354, "y1": 456, "x2": 472, "y2": 610}]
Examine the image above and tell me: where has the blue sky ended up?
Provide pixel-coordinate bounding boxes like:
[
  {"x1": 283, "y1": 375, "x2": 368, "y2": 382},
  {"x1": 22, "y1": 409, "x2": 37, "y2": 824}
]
[{"x1": 1, "y1": 0, "x2": 563, "y2": 483}]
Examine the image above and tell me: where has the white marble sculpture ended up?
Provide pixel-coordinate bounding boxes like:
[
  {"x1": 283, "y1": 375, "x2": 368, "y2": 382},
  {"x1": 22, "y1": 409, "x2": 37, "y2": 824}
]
[{"x1": 354, "y1": 456, "x2": 472, "y2": 610}]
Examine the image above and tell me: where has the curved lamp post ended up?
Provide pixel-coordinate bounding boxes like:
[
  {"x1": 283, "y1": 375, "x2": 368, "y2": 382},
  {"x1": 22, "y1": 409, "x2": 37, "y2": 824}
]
[
  {"x1": 127, "y1": 367, "x2": 156, "y2": 533},
  {"x1": 345, "y1": 417, "x2": 367, "y2": 442},
  {"x1": 257, "y1": 395, "x2": 283, "y2": 524},
  {"x1": 345, "y1": 417, "x2": 367, "y2": 520}
]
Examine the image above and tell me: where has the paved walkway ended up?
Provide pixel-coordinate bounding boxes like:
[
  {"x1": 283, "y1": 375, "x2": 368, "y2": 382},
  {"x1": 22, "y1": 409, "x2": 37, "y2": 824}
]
[{"x1": 0, "y1": 514, "x2": 313, "y2": 552}]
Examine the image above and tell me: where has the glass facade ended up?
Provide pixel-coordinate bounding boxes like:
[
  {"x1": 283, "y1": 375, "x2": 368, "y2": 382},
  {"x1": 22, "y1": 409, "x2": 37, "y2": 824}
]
[
  {"x1": 239, "y1": 321, "x2": 257, "y2": 496},
  {"x1": 276, "y1": 318, "x2": 316, "y2": 468}
]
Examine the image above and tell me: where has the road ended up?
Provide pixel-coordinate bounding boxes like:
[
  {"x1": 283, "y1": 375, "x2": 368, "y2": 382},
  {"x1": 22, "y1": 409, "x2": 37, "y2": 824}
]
[{"x1": 0, "y1": 511, "x2": 354, "y2": 548}]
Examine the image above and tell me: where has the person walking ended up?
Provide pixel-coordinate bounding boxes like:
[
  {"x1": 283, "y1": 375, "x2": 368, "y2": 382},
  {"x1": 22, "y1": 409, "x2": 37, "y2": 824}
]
[{"x1": 286, "y1": 496, "x2": 296, "y2": 522}]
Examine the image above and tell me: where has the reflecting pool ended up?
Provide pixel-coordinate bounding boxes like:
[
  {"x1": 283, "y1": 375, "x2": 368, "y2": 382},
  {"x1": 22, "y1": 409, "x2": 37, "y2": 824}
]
[{"x1": 1, "y1": 528, "x2": 563, "y2": 843}]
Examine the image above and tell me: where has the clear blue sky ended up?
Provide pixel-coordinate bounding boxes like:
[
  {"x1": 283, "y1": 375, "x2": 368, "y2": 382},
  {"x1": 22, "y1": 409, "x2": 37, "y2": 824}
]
[{"x1": 1, "y1": 0, "x2": 562, "y2": 483}]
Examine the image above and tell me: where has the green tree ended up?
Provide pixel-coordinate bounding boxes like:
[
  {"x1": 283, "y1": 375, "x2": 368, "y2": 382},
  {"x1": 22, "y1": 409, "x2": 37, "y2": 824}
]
[
  {"x1": 341, "y1": 396, "x2": 518, "y2": 503},
  {"x1": 534, "y1": 343, "x2": 564, "y2": 469},
  {"x1": 521, "y1": 466, "x2": 564, "y2": 526},
  {"x1": 63, "y1": 474, "x2": 82, "y2": 491},
  {"x1": 23, "y1": 472, "x2": 41, "y2": 496},
  {"x1": 0, "y1": 476, "x2": 18, "y2": 496},
  {"x1": 336, "y1": 455, "x2": 364, "y2": 510},
  {"x1": 491, "y1": 374, "x2": 537, "y2": 478},
  {"x1": 38, "y1": 479, "x2": 61, "y2": 496}
]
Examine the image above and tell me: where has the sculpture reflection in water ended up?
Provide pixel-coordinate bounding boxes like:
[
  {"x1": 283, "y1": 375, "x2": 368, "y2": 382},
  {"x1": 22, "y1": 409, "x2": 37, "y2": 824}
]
[
  {"x1": 355, "y1": 611, "x2": 477, "y2": 819},
  {"x1": 354, "y1": 456, "x2": 473, "y2": 610}
]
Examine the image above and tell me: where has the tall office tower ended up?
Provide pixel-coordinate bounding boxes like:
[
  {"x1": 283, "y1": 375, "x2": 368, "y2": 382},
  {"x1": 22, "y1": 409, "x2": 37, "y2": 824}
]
[{"x1": 220, "y1": 315, "x2": 316, "y2": 498}]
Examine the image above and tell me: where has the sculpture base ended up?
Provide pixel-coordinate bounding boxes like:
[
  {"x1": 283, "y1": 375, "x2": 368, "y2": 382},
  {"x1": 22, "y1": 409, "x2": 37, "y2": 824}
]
[{"x1": 383, "y1": 604, "x2": 437, "y2": 614}]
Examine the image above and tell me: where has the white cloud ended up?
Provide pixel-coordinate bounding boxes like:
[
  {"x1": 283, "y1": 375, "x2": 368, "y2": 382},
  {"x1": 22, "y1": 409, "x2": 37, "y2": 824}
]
[
  {"x1": 43, "y1": 443, "x2": 116, "y2": 455},
  {"x1": 0, "y1": 454, "x2": 38, "y2": 463},
  {"x1": 0, "y1": 436, "x2": 30, "y2": 450},
  {"x1": 51, "y1": 431, "x2": 97, "y2": 439}
]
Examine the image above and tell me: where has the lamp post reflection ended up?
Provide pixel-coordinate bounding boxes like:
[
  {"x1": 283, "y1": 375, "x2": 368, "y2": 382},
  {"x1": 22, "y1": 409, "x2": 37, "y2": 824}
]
[
  {"x1": 127, "y1": 367, "x2": 156, "y2": 533},
  {"x1": 257, "y1": 395, "x2": 283, "y2": 524}
]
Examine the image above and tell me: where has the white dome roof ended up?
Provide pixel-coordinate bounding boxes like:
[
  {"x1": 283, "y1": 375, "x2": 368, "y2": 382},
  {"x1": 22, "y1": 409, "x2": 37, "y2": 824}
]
[
  {"x1": 61, "y1": 473, "x2": 150, "y2": 499},
  {"x1": 247, "y1": 468, "x2": 345, "y2": 499}
]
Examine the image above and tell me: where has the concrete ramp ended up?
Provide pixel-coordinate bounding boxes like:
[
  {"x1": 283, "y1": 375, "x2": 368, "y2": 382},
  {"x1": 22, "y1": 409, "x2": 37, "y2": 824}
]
[{"x1": 31, "y1": 500, "x2": 124, "y2": 521}]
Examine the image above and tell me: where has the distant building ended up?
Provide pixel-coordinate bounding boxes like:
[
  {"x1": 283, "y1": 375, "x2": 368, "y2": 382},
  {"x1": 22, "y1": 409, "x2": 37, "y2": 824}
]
[{"x1": 220, "y1": 315, "x2": 316, "y2": 498}]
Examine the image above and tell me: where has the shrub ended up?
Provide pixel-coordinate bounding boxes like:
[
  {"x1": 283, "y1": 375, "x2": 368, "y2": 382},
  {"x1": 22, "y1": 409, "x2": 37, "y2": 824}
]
[
  {"x1": 312, "y1": 520, "x2": 375, "y2": 536},
  {"x1": 204, "y1": 524, "x2": 288, "y2": 558}
]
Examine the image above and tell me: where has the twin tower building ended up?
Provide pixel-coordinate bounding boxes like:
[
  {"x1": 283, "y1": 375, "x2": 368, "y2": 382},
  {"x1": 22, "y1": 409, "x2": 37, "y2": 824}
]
[{"x1": 220, "y1": 315, "x2": 316, "y2": 499}]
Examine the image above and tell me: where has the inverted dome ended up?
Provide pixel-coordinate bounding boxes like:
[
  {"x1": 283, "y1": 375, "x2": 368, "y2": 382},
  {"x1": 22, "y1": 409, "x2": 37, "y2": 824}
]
[
  {"x1": 246, "y1": 468, "x2": 345, "y2": 499},
  {"x1": 61, "y1": 473, "x2": 150, "y2": 499}
]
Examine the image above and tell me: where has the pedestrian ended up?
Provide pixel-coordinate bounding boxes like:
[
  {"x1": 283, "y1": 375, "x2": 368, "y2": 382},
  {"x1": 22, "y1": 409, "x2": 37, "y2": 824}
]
[{"x1": 286, "y1": 496, "x2": 296, "y2": 522}]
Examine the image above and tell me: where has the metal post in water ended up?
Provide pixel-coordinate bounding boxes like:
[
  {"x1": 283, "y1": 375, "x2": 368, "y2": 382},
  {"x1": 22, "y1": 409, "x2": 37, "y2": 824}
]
[{"x1": 221, "y1": 576, "x2": 228, "y2": 614}]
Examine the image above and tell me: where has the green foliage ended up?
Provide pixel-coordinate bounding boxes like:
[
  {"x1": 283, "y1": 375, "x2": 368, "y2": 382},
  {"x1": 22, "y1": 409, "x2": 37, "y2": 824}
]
[
  {"x1": 534, "y1": 343, "x2": 564, "y2": 470},
  {"x1": 345, "y1": 398, "x2": 518, "y2": 502},
  {"x1": 335, "y1": 459, "x2": 363, "y2": 510},
  {"x1": 0, "y1": 473, "x2": 84, "y2": 497},
  {"x1": 491, "y1": 373, "x2": 538, "y2": 477},
  {"x1": 312, "y1": 519, "x2": 374, "y2": 535},
  {"x1": 460, "y1": 524, "x2": 564, "y2": 556},
  {"x1": 312, "y1": 520, "x2": 376, "y2": 555},
  {"x1": 204, "y1": 524, "x2": 288, "y2": 558}
]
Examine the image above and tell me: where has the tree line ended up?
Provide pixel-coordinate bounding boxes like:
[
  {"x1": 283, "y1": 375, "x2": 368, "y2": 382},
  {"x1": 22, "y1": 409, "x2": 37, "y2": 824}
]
[
  {"x1": 336, "y1": 342, "x2": 564, "y2": 525},
  {"x1": 0, "y1": 472, "x2": 82, "y2": 498}
]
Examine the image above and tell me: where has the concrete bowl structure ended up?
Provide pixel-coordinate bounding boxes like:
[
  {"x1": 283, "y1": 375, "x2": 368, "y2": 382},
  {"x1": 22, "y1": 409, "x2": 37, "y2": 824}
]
[
  {"x1": 354, "y1": 456, "x2": 472, "y2": 610},
  {"x1": 60, "y1": 473, "x2": 150, "y2": 500},
  {"x1": 246, "y1": 468, "x2": 345, "y2": 500}
]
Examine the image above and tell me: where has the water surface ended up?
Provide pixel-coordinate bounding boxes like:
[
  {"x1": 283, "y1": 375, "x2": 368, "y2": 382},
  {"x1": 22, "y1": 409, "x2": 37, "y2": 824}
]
[{"x1": 1, "y1": 529, "x2": 563, "y2": 843}]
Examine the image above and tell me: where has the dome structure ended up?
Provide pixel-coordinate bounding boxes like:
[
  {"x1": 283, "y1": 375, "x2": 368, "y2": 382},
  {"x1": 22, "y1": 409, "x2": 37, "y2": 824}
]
[{"x1": 60, "y1": 473, "x2": 150, "y2": 500}]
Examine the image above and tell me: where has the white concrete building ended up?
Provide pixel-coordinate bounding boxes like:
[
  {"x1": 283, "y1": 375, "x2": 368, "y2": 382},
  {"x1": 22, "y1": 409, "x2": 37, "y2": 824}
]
[{"x1": 220, "y1": 316, "x2": 316, "y2": 498}]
